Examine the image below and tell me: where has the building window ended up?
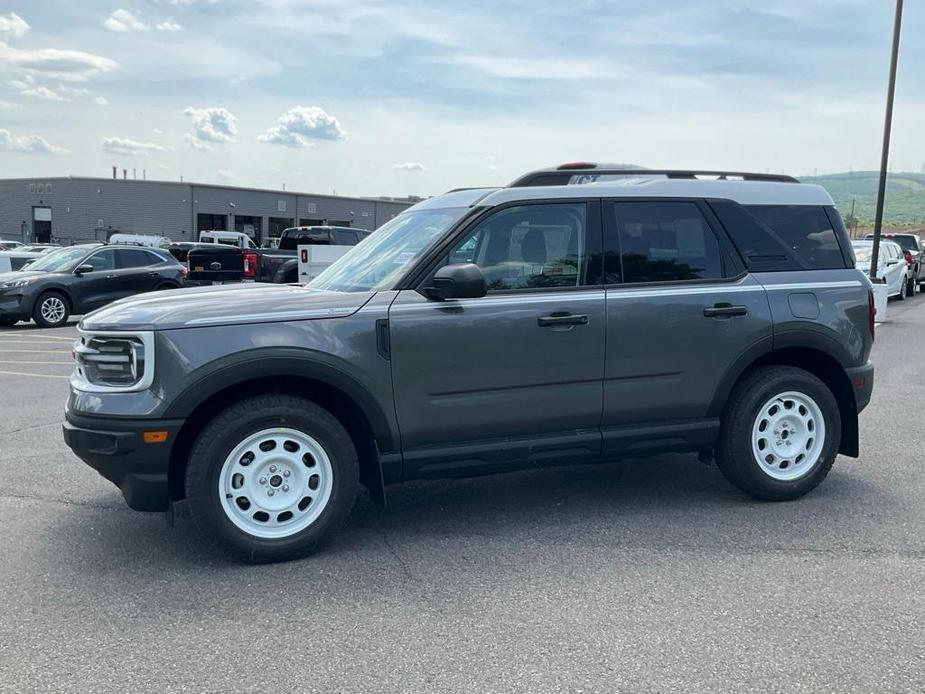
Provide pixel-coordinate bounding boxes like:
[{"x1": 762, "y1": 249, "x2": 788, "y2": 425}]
[
  {"x1": 29, "y1": 183, "x2": 35, "y2": 194},
  {"x1": 37, "y1": 184, "x2": 44, "y2": 194},
  {"x1": 197, "y1": 213, "x2": 227, "y2": 232},
  {"x1": 277, "y1": 200, "x2": 287, "y2": 212},
  {"x1": 45, "y1": 183, "x2": 52, "y2": 194},
  {"x1": 306, "y1": 202, "x2": 318, "y2": 214}
]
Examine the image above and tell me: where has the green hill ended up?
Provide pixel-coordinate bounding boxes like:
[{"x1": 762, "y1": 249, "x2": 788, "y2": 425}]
[{"x1": 805, "y1": 171, "x2": 925, "y2": 227}]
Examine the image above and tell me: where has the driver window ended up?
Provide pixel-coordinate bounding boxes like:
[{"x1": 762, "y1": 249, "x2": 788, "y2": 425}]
[
  {"x1": 448, "y1": 203, "x2": 588, "y2": 291},
  {"x1": 86, "y1": 249, "x2": 116, "y2": 271}
]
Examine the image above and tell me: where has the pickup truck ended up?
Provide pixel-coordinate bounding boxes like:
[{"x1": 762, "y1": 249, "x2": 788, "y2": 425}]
[{"x1": 187, "y1": 226, "x2": 368, "y2": 284}]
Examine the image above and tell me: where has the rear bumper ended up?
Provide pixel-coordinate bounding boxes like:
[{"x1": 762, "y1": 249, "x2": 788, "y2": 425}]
[
  {"x1": 63, "y1": 411, "x2": 184, "y2": 512},
  {"x1": 846, "y1": 361, "x2": 874, "y2": 413}
]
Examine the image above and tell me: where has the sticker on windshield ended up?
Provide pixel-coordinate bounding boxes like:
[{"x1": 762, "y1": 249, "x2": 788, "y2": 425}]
[{"x1": 393, "y1": 251, "x2": 416, "y2": 265}]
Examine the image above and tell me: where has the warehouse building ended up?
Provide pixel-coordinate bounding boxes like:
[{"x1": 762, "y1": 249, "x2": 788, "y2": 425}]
[{"x1": 0, "y1": 176, "x2": 418, "y2": 246}]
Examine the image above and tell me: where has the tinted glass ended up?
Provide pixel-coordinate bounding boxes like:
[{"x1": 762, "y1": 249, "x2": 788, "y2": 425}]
[
  {"x1": 332, "y1": 229, "x2": 359, "y2": 245},
  {"x1": 745, "y1": 205, "x2": 846, "y2": 270},
  {"x1": 873, "y1": 234, "x2": 918, "y2": 252},
  {"x1": 86, "y1": 249, "x2": 116, "y2": 271},
  {"x1": 448, "y1": 203, "x2": 588, "y2": 290},
  {"x1": 118, "y1": 249, "x2": 158, "y2": 268},
  {"x1": 279, "y1": 229, "x2": 330, "y2": 250},
  {"x1": 611, "y1": 202, "x2": 723, "y2": 283}
]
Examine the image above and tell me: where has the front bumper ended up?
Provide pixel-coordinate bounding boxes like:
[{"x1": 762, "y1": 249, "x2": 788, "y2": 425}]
[
  {"x1": 63, "y1": 410, "x2": 185, "y2": 512},
  {"x1": 0, "y1": 291, "x2": 29, "y2": 320},
  {"x1": 846, "y1": 361, "x2": 874, "y2": 413}
]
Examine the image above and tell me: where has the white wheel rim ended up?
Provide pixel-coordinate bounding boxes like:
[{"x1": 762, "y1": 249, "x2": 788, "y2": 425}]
[
  {"x1": 40, "y1": 297, "x2": 65, "y2": 324},
  {"x1": 218, "y1": 428, "x2": 334, "y2": 539},
  {"x1": 751, "y1": 391, "x2": 826, "y2": 481}
]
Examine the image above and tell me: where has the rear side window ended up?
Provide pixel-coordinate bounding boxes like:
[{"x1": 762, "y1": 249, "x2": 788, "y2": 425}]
[
  {"x1": 607, "y1": 202, "x2": 725, "y2": 283},
  {"x1": 118, "y1": 249, "x2": 160, "y2": 268},
  {"x1": 712, "y1": 202, "x2": 848, "y2": 271},
  {"x1": 279, "y1": 229, "x2": 330, "y2": 250},
  {"x1": 332, "y1": 229, "x2": 359, "y2": 245}
]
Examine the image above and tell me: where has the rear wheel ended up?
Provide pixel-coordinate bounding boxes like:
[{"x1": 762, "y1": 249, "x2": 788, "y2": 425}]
[
  {"x1": 907, "y1": 275, "x2": 918, "y2": 297},
  {"x1": 716, "y1": 366, "x2": 840, "y2": 501},
  {"x1": 185, "y1": 394, "x2": 359, "y2": 563},
  {"x1": 897, "y1": 279, "x2": 907, "y2": 300},
  {"x1": 32, "y1": 291, "x2": 70, "y2": 328}
]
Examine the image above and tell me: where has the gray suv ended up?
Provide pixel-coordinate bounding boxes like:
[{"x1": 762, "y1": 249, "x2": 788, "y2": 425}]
[{"x1": 64, "y1": 165, "x2": 875, "y2": 563}]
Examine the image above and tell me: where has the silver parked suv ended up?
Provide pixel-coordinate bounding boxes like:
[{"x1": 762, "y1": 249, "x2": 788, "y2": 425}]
[{"x1": 64, "y1": 164, "x2": 875, "y2": 562}]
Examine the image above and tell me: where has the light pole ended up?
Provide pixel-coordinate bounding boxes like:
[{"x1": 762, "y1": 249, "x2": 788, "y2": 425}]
[{"x1": 869, "y1": 0, "x2": 904, "y2": 280}]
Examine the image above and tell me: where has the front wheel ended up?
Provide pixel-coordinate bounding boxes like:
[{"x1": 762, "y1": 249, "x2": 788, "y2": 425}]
[
  {"x1": 186, "y1": 394, "x2": 359, "y2": 563},
  {"x1": 32, "y1": 291, "x2": 70, "y2": 328},
  {"x1": 716, "y1": 366, "x2": 841, "y2": 501}
]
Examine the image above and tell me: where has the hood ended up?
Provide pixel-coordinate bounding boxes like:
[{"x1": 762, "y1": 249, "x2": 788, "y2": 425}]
[
  {"x1": 0, "y1": 270, "x2": 51, "y2": 285},
  {"x1": 80, "y1": 283, "x2": 376, "y2": 331}
]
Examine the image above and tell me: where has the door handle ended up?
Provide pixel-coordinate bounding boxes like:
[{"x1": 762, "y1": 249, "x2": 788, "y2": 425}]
[
  {"x1": 538, "y1": 312, "x2": 589, "y2": 327},
  {"x1": 703, "y1": 304, "x2": 748, "y2": 318},
  {"x1": 105, "y1": 274, "x2": 117, "y2": 280}
]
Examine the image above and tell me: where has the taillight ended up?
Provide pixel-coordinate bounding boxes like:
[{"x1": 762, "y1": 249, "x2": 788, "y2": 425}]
[
  {"x1": 904, "y1": 250, "x2": 914, "y2": 266},
  {"x1": 179, "y1": 266, "x2": 188, "y2": 277},
  {"x1": 243, "y1": 251, "x2": 257, "y2": 278},
  {"x1": 868, "y1": 287, "x2": 876, "y2": 341}
]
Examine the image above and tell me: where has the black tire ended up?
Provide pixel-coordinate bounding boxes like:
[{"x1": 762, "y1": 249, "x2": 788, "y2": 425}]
[
  {"x1": 908, "y1": 275, "x2": 918, "y2": 297},
  {"x1": 32, "y1": 291, "x2": 70, "y2": 328},
  {"x1": 715, "y1": 366, "x2": 841, "y2": 501},
  {"x1": 153, "y1": 282, "x2": 179, "y2": 291},
  {"x1": 897, "y1": 279, "x2": 907, "y2": 301},
  {"x1": 185, "y1": 394, "x2": 359, "y2": 563}
]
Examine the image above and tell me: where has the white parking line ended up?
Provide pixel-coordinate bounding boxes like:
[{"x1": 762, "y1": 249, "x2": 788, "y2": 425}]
[
  {"x1": 0, "y1": 360, "x2": 73, "y2": 365},
  {"x1": 0, "y1": 335, "x2": 75, "y2": 341},
  {"x1": 0, "y1": 349, "x2": 72, "y2": 353},
  {"x1": 0, "y1": 341, "x2": 75, "y2": 346},
  {"x1": 0, "y1": 370, "x2": 69, "y2": 379}
]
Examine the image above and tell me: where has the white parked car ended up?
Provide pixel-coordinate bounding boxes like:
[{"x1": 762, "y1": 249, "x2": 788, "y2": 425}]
[
  {"x1": 852, "y1": 239, "x2": 909, "y2": 299},
  {"x1": 198, "y1": 230, "x2": 257, "y2": 248}
]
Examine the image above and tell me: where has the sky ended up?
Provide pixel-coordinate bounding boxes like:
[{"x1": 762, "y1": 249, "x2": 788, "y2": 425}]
[{"x1": 0, "y1": 0, "x2": 923, "y2": 198}]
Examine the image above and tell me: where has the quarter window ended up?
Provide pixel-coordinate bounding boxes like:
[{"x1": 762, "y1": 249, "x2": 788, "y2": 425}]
[
  {"x1": 745, "y1": 205, "x2": 845, "y2": 270},
  {"x1": 609, "y1": 202, "x2": 724, "y2": 283},
  {"x1": 447, "y1": 204, "x2": 588, "y2": 291}
]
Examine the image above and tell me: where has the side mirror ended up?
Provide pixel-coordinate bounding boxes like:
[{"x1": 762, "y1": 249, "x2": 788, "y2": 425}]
[
  {"x1": 421, "y1": 263, "x2": 487, "y2": 301},
  {"x1": 75, "y1": 264, "x2": 94, "y2": 276}
]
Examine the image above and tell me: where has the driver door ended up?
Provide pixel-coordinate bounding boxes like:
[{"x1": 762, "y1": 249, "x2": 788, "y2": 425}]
[
  {"x1": 388, "y1": 201, "x2": 606, "y2": 478},
  {"x1": 71, "y1": 248, "x2": 118, "y2": 312}
]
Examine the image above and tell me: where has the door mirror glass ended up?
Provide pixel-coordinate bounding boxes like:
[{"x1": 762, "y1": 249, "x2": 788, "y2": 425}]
[
  {"x1": 75, "y1": 264, "x2": 94, "y2": 275},
  {"x1": 422, "y1": 263, "x2": 487, "y2": 301}
]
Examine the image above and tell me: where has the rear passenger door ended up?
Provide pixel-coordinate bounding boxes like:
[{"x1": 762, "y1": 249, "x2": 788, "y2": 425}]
[
  {"x1": 116, "y1": 248, "x2": 164, "y2": 296},
  {"x1": 600, "y1": 200, "x2": 773, "y2": 454}
]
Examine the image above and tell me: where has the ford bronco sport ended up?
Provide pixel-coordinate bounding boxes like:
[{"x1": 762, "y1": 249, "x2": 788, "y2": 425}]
[{"x1": 64, "y1": 164, "x2": 875, "y2": 563}]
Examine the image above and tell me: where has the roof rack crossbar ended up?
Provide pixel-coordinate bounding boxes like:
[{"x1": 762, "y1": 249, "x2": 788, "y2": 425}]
[{"x1": 509, "y1": 168, "x2": 800, "y2": 187}]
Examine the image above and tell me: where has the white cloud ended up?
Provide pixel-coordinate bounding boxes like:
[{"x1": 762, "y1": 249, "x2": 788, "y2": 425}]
[
  {"x1": 393, "y1": 162, "x2": 426, "y2": 171},
  {"x1": 103, "y1": 9, "x2": 147, "y2": 33},
  {"x1": 0, "y1": 42, "x2": 118, "y2": 81},
  {"x1": 215, "y1": 169, "x2": 235, "y2": 183},
  {"x1": 95, "y1": 95, "x2": 110, "y2": 106},
  {"x1": 58, "y1": 84, "x2": 89, "y2": 97},
  {"x1": 258, "y1": 105, "x2": 347, "y2": 147},
  {"x1": 0, "y1": 128, "x2": 68, "y2": 155},
  {"x1": 440, "y1": 53, "x2": 611, "y2": 80},
  {"x1": 184, "y1": 106, "x2": 237, "y2": 144},
  {"x1": 101, "y1": 137, "x2": 168, "y2": 156},
  {"x1": 21, "y1": 85, "x2": 67, "y2": 101},
  {"x1": 156, "y1": 18, "x2": 183, "y2": 32},
  {"x1": 184, "y1": 134, "x2": 212, "y2": 151},
  {"x1": 0, "y1": 12, "x2": 28, "y2": 41}
]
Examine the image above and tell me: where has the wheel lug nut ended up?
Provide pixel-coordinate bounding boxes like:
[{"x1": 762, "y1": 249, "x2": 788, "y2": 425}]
[
  {"x1": 283, "y1": 470, "x2": 290, "y2": 478},
  {"x1": 268, "y1": 489, "x2": 275, "y2": 497},
  {"x1": 282, "y1": 484, "x2": 289, "y2": 492},
  {"x1": 269, "y1": 465, "x2": 277, "y2": 473},
  {"x1": 259, "y1": 477, "x2": 267, "y2": 485}
]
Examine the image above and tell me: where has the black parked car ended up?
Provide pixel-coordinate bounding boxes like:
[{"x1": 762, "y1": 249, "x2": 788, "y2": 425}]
[{"x1": 0, "y1": 244, "x2": 187, "y2": 328}]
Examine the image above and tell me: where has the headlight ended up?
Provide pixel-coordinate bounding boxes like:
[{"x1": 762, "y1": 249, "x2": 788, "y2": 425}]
[
  {"x1": 0, "y1": 276, "x2": 37, "y2": 289},
  {"x1": 72, "y1": 331, "x2": 155, "y2": 392}
]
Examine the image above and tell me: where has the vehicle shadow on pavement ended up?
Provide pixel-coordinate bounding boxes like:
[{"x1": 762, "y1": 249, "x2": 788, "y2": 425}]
[{"x1": 39, "y1": 451, "x2": 879, "y2": 587}]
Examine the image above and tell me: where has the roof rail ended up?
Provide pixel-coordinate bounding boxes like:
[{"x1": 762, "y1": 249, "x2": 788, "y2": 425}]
[{"x1": 509, "y1": 167, "x2": 800, "y2": 187}]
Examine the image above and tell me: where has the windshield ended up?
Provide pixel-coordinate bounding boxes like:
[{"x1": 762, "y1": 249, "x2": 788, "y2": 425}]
[
  {"x1": 24, "y1": 246, "x2": 91, "y2": 272},
  {"x1": 853, "y1": 246, "x2": 872, "y2": 264},
  {"x1": 308, "y1": 207, "x2": 469, "y2": 292}
]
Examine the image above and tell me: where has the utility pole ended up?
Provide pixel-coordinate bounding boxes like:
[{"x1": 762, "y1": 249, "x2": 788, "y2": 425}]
[
  {"x1": 869, "y1": 0, "x2": 904, "y2": 281},
  {"x1": 849, "y1": 197, "x2": 857, "y2": 237}
]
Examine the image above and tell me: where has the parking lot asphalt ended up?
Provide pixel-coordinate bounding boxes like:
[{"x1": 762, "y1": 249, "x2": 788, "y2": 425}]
[{"x1": 1, "y1": 304, "x2": 924, "y2": 694}]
